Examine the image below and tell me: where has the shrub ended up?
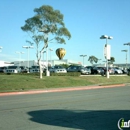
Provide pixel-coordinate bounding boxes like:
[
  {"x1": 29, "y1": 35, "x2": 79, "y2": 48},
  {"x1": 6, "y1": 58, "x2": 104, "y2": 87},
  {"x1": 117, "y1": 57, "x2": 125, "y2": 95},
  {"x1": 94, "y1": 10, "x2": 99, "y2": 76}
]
[
  {"x1": 0, "y1": 72, "x2": 80, "y2": 77},
  {"x1": 50, "y1": 72, "x2": 80, "y2": 76}
]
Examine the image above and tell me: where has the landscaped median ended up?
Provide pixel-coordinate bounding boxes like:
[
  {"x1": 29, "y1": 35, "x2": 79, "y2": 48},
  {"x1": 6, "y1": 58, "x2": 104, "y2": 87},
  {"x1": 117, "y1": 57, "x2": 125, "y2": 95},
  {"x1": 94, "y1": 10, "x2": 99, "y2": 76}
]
[{"x1": 0, "y1": 73, "x2": 129, "y2": 93}]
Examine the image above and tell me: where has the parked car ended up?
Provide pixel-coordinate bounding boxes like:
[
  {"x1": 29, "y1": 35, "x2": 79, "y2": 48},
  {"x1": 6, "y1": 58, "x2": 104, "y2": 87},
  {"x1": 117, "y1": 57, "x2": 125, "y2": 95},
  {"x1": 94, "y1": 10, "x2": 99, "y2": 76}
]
[
  {"x1": 100, "y1": 67, "x2": 115, "y2": 75},
  {"x1": 19, "y1": 66, "x2": 29, "y2": 73},
  {"x1": 94, "y1": 67, "x2": 104, "y2": 74},
  {"x1": 67, "y1": 65, "x2": 88, "y2": 74},
  {"x1": 108, "y1": 67, "x2": 115, "y2": 74},
  {"x1": 121, "y1": 68, "x2": 128, "y2": 74},
  {"x1": 83, "y1": 67, "x2": 91, "y2": 75},
  {"x1": 85, "y1": 66, "x2": 93, "y2": 74},
  {"x1": 49, "y1": 66, "x2": 67, "y2": 73},
  {"x1": 30, "y1": 66, "x2": 44, "y2": 73},
  {"x1": 5, "y1": 66, "x2": 21, "y2": 73},
  {"x1": 0, "y1": 66, "x2": 7, "y2": 73},
  {"x1": 113, "y1": 67, "x2": 123, "y2": 74},
  {"x1": 86, "y1": 66, "x2": 99, "y2": 74}
]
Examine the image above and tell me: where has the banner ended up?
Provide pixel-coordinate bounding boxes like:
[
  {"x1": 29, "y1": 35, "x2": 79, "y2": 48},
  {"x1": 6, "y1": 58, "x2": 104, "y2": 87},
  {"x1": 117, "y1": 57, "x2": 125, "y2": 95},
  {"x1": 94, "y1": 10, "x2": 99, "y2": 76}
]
[{"x1": 104, "y1": 44, "x2": 110, "y2": 60}]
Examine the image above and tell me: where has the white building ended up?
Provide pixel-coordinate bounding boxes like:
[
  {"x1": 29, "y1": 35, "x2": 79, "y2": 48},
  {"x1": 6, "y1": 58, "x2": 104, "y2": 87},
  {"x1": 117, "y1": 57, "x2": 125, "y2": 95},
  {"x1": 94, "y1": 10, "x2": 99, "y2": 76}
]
[
  {"x1": 1, "y1": 59, "x2": 129, "y2": 68},
  {"x1": 50, "y1": 59, "x2": 81, "y2": 66},
  {"x1": 12, "y1": 59, "x2": 81, "y2": 67},
  {"x1": 0, "y1": 61, "x2": 14, "y2": 67},
  {"x1": 13, "y1": 60, "x2": 49, "y2": 68}
]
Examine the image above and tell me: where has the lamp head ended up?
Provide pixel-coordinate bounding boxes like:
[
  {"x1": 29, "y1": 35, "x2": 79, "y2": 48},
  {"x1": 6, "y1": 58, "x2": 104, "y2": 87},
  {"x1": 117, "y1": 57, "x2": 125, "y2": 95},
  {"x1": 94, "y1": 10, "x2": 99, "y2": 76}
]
[
  {"x1": 100, "y1": 35, "x2": 108, "y2": 39},
  {"x1": 80, "y1": 55, "x2": 87, "y2": 57},
  {"x1": 108, "y1": 36, "x2": 113, "y2": 39},
  {"x1": 121, "y1": 50, "x2": 128, "y2": 52},
  {"x1": 100, "y1": 35, "x2": 113, "y2": 39},
  {"x1": 29, "y1": 46, "x2": 34, "y2": 48},
  {"x1": 22, "y1": 46, "x2": 34, "y2": 48},
  {"x1": 124, "y1": 42, "x2": 130, "y2": 46}
]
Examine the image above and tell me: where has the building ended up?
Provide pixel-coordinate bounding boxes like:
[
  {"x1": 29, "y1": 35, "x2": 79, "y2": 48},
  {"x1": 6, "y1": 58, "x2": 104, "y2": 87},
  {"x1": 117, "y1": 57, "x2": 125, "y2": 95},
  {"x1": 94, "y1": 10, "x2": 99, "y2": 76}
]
[
  {"x1": 0, "y1": 61, "x2": 14, "y2": 67},
  {"x1": 50, "y1": 59, "x2": 81, "y2": 66},
  {"x1": 1, "y1": 59, "x2": 130, "y2": 69},
  {"x1": 12, "y1": 59, "x2": 81, "y2": 67}
]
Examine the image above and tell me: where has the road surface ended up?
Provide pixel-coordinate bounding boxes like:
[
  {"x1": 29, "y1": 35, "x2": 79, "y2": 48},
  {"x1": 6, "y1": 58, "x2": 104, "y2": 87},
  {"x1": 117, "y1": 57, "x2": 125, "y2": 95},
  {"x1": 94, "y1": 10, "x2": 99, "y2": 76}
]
[{"x1": 0, "y1": 85, "x2": 130, "y2": 130}]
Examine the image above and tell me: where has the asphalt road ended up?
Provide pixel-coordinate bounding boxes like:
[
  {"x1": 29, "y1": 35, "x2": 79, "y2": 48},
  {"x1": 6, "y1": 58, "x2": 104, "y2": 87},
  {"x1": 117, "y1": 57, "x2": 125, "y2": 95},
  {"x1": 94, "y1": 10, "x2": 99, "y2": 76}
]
[{"x1": 0, "y1": 85, "x2": 130, "y2": 130}]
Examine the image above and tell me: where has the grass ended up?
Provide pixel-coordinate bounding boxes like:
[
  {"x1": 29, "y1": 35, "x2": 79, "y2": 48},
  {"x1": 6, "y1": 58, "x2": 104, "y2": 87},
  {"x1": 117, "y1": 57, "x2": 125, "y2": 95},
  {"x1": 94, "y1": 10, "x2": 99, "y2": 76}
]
[{"x1": 0, "y1": 74, "x2": 130, "y2": 92}]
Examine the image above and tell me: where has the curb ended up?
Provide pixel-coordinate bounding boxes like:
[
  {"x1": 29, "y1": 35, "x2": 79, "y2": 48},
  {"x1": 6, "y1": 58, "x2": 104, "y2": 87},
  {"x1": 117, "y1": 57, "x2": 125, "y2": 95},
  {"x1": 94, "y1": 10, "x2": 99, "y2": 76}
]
[{"x1": 0, "y1": 84, "x2": 126, "y2": 97}]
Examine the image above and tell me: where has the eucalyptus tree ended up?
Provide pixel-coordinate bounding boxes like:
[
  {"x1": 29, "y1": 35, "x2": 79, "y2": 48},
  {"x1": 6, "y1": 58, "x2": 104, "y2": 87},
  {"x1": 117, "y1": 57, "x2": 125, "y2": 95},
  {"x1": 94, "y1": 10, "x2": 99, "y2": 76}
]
[
  {"x1": 21, "y1": 5, "x2": 71, "y2": 78},
  {"x1": 88, "y1": 55, "x2": 98, "y2": 65}
]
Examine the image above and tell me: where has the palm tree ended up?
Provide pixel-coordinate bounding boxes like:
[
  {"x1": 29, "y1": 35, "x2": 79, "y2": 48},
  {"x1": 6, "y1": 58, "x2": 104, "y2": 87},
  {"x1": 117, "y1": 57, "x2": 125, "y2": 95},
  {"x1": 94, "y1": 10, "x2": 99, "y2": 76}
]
[
  {"x1": 88, "y1": 55, "x2": 98, "y2": 65},
  {"x1": 108, "y1": 57, "x2": 115, "y2": 64}
]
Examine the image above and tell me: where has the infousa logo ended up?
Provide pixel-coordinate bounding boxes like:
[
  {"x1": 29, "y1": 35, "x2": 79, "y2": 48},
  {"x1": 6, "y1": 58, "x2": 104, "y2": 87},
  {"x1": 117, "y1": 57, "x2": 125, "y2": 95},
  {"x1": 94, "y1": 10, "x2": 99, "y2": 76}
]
[{"x1": 118, "y1": 118, "x2": 130, "y2": 130}]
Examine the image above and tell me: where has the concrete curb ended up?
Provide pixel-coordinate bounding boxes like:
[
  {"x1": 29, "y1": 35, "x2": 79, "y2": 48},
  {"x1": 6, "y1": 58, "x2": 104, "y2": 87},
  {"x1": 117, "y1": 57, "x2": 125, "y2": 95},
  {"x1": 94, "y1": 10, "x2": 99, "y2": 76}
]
[{"x1": 0, "y1": 84, "x2": 126, "y2": 96}]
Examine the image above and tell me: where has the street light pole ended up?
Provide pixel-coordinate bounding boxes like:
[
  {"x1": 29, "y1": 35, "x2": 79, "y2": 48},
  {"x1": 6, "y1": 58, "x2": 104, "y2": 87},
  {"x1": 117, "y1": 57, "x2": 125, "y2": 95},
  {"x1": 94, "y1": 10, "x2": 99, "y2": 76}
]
[
  {"x1": 22, "y1": 46, "x2": 33, "y2": 73},
  {"x1": 100, "y1": 35, "x2": 113, "y2": 78},
  {"x1": 124, "y1": 42, "x2": 130, "y2": 68},
  {"x1": 80, "y1": 55, "x2": 87, "y2": 66},
  {"x1": 16, "y1": 51, "x2": 24, "y2": 66},
  {"x1": 121, "y1": 50, "x2": 128, "y2": 68}
]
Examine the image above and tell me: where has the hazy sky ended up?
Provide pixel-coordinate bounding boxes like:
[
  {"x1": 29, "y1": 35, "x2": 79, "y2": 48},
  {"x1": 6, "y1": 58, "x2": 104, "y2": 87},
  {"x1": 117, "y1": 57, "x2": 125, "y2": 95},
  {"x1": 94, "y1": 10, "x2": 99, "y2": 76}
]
[{"x1": 0, "y1": 0, "x2": 130, "y2": 65}]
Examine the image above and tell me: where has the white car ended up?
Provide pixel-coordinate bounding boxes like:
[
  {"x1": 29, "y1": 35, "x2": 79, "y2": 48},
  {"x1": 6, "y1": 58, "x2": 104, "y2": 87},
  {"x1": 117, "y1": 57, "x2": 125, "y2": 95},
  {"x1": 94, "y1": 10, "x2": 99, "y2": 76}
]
[
  {"x1": 5, "y1": 66, "x2": 21, "y2": 73},
  {"x1": 113, "y1": 68, "x2": 123, "y2": 74},
  {"x1": 49, "y1": 66, "x2": 67, "y2": 73}
]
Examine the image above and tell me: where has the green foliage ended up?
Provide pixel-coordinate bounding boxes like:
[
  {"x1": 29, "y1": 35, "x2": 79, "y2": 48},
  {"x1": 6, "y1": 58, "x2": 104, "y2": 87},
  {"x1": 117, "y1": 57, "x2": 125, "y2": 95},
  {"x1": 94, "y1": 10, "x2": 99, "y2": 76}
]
[
  {"x1": 1, "y1": 72, "x2": 80, "y2": 77},
  {"x1": 59, "y1": 64, "x2": 69, "y2": 69},
  {"x1": 50, "y1": 72, "x2": 80, "y2": 76},
  {"x1": 88, "y1": 55, "x2": 98, "y2": 65},
  {"x1": 0, "y1": 74, "x2": 130, "y2": 92},
  {"x1": 21, "y1": 5, "x2": 71, "y2": 79},
  {"x1": 21, "y1": 5, "x2": 71, "y2": 45},
  {"x1": 108, "y1": 57, "x2": 115, "y2": 64}
]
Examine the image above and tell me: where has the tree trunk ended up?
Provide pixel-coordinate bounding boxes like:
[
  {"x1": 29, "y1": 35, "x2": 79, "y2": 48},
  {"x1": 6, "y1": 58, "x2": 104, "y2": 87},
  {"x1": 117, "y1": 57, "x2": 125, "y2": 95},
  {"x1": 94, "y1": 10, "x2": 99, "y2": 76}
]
[
  {"x1": 39, "y1": 66, "x2": 43, "y2": 79},
  {"x1": 38, "y1": 59, "x2": 43, "y2": 79}
]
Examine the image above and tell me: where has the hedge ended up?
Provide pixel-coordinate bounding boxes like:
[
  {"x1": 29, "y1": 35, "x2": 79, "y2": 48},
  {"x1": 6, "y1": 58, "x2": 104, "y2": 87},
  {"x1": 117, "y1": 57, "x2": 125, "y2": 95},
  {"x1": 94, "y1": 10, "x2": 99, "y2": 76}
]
[{"x1": 0, "y1": 72, "x2": 81, "y2": 76}]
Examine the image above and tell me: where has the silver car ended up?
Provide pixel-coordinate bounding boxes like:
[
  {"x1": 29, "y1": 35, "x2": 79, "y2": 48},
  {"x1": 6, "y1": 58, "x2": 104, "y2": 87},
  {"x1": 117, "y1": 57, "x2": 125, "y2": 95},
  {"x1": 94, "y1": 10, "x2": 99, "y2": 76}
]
[
  {"x1": 113, "y1": 68, "x2": 123, "y2": 74},
  {"x1": 67, "y1": 65, "x2": 90, "y2": 74},
  {"x1": 49, "y1": 66, "x2": 67, "y2": 73}
]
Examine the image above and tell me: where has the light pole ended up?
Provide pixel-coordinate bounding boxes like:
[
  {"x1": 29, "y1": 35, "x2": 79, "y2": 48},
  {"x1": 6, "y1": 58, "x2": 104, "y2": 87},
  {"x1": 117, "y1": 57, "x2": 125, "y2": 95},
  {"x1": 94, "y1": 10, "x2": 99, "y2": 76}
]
[
  {"x1": 49, "y1": 48, "x2": 53, "y2": 66},
  {"x1": 16, "y1": 51, "x2": 24, "y2": 66},
  {"x1": 100, "y1": 35, "x2": 113, "y2": 78},
  {"x1": 22, "y1": 46, "x2": 33, "y2": 73},
  {"x1": 124, "y1": 42, "x2": 130, "y2": 68},
  {"x1": 80, "y1": 55, "x2": 87, "y2": 66},
  {"x1": 121, "y1": 50, "x2": 128, "y2": 68}
]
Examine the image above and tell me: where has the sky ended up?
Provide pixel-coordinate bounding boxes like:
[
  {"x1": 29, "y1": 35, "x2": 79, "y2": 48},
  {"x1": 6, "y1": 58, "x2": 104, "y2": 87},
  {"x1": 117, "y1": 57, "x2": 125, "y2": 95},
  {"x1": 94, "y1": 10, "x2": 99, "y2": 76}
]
[{"x1": 0, "y1": 0, "x2": 130, "y2": 66}]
